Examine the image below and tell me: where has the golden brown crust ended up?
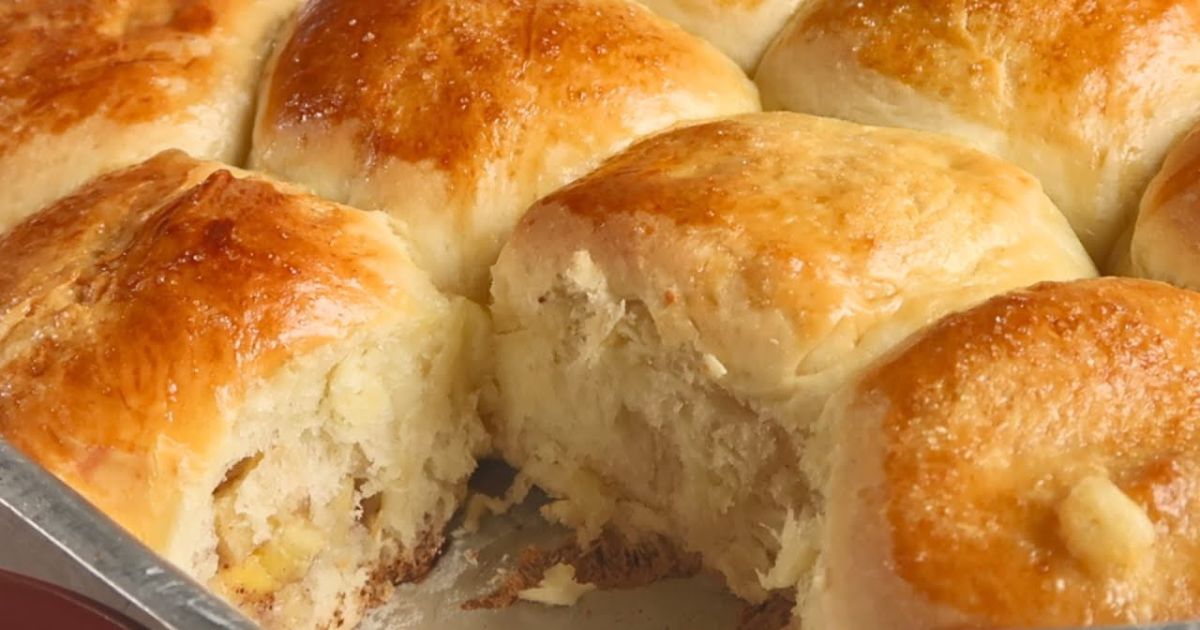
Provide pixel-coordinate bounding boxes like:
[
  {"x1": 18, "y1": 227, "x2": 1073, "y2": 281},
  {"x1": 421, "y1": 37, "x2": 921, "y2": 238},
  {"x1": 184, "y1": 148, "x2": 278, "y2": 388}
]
[
  {"x1": 498, "y1": 112, "x2": 1094, "y2": 406},
  {"x1": 0, "y1": 150, "x2": 411, "y2": 548},
  {"x1": 263, "y1": 0, "x2": 747, "y2": 188},
  {"x1": 1125, "y1": 124, "x2": 1200, "y2": 288},
  {"x1": 0, "y1": 1, "x2": 220, "y2": 155},
  {"x1": 253, "y1": 0, "x2": 758, "y2": 297},
  {"x1": 830, "y1": 278, "x2": 1200, "y2": 626},
  {"x1": 756, "y1": 0, "x2": 1200, "y2": 261},
  {"x1": 794, "y1": 0, "x2": 1199, "y2": 133},
  {"x1": 516, "y1": 112, "x2": 1084, "y2": 314},
  {"x1": 0, "y1": 0, "x2": 298, "y2": 229}
]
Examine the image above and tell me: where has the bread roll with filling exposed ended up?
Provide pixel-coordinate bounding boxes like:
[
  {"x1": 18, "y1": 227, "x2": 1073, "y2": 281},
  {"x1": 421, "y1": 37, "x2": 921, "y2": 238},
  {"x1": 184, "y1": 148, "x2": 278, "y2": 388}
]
[
  {"x1": 488, "y1": 112, "x2": 1097, "y2": 603},
  {"x1": 755, "y1": 0, "x2": 1200, "y2": 264},
  {"x1": 803, "y1": 278, "x2": 1200, "y2": 628},
  {"x1": 250, "y1": 0, "x2": 760, "y2": 300},
  {"x1": 0, "y1": 0, "x2": 299, "y2": 231},
  {"x1": 1114, "y1": 123, "x2": 1200, "y2": 288},
  {"x1": 632, "y1": 0, "x2": 806, "y2": 70},
  {"x1": 0, "y1": 151, "x2": 490, "y2": 629}
]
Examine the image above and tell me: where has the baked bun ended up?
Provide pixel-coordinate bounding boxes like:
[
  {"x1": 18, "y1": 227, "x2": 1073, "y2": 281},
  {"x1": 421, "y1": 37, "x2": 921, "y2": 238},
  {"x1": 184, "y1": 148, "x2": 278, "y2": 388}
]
[
  {"x1": 0, "y1": 0, "x2": 298, "y2": 232},
  {"x1": 632, "y1": 0, "x2": 805, "y2": 70},
  {"x1": 0, "y1": 151, "x2": 489, "y2": 629},
  {"x1": 250, "y1": 0, "x2": 760, "y2": 300},
  {"x1": 1115, "y1": 123, "x2": 1200, "y2": 288},
  {"x1": 805, "y1": 278, "x2": 1200, "y2": 628},
  {"x1": 755, "y1": 0, "x2": 1200, "y2": 263},
  {"x1": 489, "y1": 112, "x2": 1096, "y2": 603}
]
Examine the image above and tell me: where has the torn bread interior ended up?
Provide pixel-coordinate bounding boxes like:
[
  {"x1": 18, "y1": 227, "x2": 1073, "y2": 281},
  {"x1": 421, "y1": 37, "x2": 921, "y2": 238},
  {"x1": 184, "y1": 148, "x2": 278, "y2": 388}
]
[{"x1": 0, "y1": 150, "x2": 490, "y2": 629}]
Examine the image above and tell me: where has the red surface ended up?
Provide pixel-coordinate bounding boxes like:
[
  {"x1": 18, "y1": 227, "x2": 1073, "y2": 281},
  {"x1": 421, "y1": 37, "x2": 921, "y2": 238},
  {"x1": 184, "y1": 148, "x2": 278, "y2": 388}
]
[{"x1": 0, "y1": 569, "x2": 141, "y2": 629}]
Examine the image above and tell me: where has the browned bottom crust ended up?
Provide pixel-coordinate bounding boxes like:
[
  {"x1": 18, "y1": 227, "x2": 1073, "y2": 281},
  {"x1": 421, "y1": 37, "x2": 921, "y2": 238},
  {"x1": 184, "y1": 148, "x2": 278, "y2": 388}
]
[
  {"x1": 462, "y1": 529, "x2": 702, "y2": 610},
  {"x1": 355, "y1": 529, "x2": 448, "y2": 613},
  {"x1": 287, "y1": 529, "x2": 447, "y2": 630},
  {"x1": 737, "y1": 593, "x2": 795, "y2": 630}
]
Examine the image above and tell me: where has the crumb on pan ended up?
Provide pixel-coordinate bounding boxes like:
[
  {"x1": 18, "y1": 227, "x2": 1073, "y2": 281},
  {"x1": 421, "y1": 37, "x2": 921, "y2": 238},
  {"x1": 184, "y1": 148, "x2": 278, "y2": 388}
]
[{"x1": 516, "y1": 563, "x2": 596, "y2": 606}]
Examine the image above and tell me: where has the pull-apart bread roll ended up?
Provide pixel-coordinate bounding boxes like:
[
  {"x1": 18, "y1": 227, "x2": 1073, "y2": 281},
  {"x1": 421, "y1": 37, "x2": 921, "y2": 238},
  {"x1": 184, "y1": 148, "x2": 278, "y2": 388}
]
[
  {"x1": 632, "y1": 0, "x2": 807, "y2": 70},
  {"x1": 1117, "y1": 123, "x2": 1200, "y2": 289},
  {"x1": 806, "y1": 278, "x2": 1200, "y2": 629},
  {"x1": 755, "y1": 0, "x2": 1200, "y2": 263},
  {"x1": 251, "y1": 0, "x2": 760, "y2": 300},
  {"x1": 0, "y1": 0, "x2": 299, "y2": 231},
  {"x1": 0, "y1": 151, "x2": 489, "y2": 629},
  {"x1": 489, "y1": 112, "x2": 1096, "y2": 603}
]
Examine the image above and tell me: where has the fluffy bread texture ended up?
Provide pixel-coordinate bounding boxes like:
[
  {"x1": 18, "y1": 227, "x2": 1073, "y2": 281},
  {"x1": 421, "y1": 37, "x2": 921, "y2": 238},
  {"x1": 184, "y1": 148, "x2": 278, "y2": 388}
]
[
  {"x1": 803, "y1": 278, "x2": 1200, "y2": 628},
  {"x1": 755, "y1": 0, "x2": 1200, "y2": 263},
  {"x1": 0, "y1": 151, "x2": 490, "y2": 629},
  {"x1": 489, "y1": 112, "x2": 1097, "y2": 603},
  {"x1": 250, "y1": 0, "x2": 760, "y2": 300},
  {"x1": 1113, "y1": 122, "x2": 1200, "y2": 289},
  {"x1": 632, "y1": 0, "x2": 805, "y2": 70},
  {"x1": 0, "y1": 0, "x2": 300, "y2": 232}
]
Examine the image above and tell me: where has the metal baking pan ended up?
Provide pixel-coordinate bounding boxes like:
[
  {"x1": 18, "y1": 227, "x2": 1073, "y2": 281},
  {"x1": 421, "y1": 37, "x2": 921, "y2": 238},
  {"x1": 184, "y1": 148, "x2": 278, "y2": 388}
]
[
  {"x1": 2, "y1": 437, "x2": 1198, "y2": 630},
  {"x1": 0, "y1": 439, "x2": 253, "y2": 629}
]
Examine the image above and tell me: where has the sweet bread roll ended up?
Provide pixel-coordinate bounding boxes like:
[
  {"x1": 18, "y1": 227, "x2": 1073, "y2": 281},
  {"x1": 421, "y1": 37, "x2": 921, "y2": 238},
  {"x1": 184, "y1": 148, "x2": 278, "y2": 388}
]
[
  {"x1": 632, "y1": 0, "x2": 805, "y2": 70},
  {"x1": 805, "y1": 278, "x2": 1200, "y2": 628},
  {"x1": 0, "y1": 151, "x2": 490, "y2": 629},
  {"x1": 488, "y1": 112, "x2": 1096, "y2": 603},
  {"x1": 0, "y1": 0, "x2": 299, "y2": 232},
  {"x1": 755, "y1": 0, "x2": 1200, "y2": 263},
  {"x1": 251, "y1": 0, "x2": 760, "y2": 300},
  {"x1": 1114, "y1": 123, "x2": 1200, "y2": 289}
]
